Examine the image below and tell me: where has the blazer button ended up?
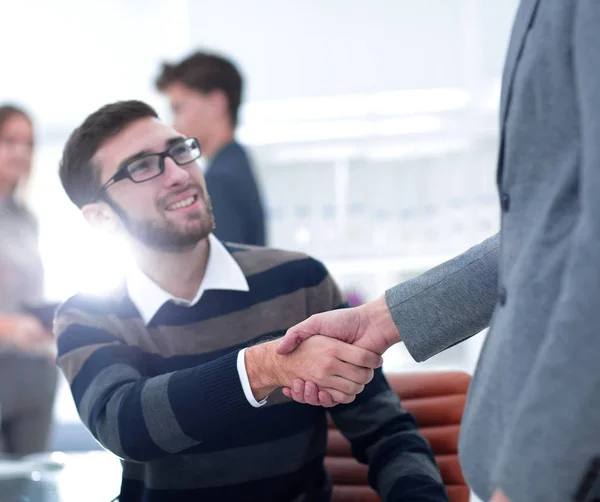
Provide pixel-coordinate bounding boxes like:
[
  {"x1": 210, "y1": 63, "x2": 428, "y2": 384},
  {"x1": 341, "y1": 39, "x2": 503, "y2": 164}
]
[
  {"x1": 498, "y1": 287, "x2": 507, "y2": 306},
  {"x1": 500, "y1": 192, "x2": 510, "y2": 212}
]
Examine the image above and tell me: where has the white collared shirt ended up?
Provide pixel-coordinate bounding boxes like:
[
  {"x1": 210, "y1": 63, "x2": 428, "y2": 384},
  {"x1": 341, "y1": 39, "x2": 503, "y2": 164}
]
[{"x1": 126, "y1": 234, "x2": 265, "y2": 407}]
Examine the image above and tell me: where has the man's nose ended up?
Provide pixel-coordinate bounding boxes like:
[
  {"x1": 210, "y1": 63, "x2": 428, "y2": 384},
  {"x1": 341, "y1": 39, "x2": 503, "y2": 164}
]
[{"x1": 162, "y1": 157, "x2": 189, "y2": 186}]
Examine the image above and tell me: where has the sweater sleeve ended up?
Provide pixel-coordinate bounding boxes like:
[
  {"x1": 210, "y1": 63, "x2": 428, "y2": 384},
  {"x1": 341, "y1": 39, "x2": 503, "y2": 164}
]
[
  {"x1": 330, "y1": 370, "x2": 448, "y2": 501},
  {"x1": 55, "y1": 303, "x2": 259, "y2": 463}
]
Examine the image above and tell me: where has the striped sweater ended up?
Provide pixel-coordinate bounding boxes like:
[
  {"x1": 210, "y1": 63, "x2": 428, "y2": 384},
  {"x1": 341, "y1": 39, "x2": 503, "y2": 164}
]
[{"x1": 55, "y1": 244, "x2": 447, "y2": 502}]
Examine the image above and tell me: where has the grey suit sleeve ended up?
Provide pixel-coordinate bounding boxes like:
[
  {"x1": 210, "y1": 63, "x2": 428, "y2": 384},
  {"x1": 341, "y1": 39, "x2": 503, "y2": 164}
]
[
  {"x1": 495, "y1": 4, "x2": 600, "y2": 501},
  {"x1": 384, "y1": 234, "x2": 499, "y2": 362}
]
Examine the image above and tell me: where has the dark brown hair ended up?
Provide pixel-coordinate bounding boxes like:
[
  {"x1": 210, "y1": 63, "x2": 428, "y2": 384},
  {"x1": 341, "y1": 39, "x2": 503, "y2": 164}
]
[
  {"x1": 156, "y1": 51, "x2": 243, "y2": 127},
  {"x1": 59, "y1": 100, "x2": 158, "y2": 208}
]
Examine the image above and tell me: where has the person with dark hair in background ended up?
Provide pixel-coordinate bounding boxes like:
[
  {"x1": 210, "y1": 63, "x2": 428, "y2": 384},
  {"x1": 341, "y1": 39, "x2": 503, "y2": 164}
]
[
  {"x1": 0, "y1": 105, "x2": 57, "y2": 455},
  {"x1": 156, "y1": 51, "x2": 266, "y2": 246}
]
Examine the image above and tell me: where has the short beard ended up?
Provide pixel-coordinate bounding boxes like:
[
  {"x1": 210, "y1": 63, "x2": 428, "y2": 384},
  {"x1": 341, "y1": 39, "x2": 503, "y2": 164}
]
[{"x1": 103, "y1": 194, "x2": 215, "y2": 253}]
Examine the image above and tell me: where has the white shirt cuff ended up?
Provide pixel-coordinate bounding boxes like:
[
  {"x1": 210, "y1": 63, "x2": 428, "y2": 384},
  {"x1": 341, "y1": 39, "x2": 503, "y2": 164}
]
[{"x1": 237, "y1": 348, "x2": 267, "y2": 408}]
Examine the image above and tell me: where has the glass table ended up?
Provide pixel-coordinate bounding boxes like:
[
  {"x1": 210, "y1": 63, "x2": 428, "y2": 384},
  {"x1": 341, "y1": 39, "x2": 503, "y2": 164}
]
[{"x1": 0, "y1": 451, "x2": 122, "y2": 502}]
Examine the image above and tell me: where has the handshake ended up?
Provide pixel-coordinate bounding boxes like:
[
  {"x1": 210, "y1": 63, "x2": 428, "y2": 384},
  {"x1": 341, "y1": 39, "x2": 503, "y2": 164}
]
[{"x1": 245, "y1": 297, "x2": 401, "y2": 407}]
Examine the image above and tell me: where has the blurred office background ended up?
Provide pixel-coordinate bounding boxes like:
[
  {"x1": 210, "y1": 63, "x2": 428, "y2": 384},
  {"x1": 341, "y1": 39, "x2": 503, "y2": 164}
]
[{"x1": 1, "y1": 0, "x2": 518, "y2": 443}]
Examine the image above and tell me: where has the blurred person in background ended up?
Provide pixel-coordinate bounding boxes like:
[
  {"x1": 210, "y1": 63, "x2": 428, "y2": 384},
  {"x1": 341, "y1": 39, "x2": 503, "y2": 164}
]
[
  {"x1": 0, "y1": 105, "x2": 57, "y2": 456},
  {"x1": 156, "y1": 51, "x2": 266, "y2": 246}
]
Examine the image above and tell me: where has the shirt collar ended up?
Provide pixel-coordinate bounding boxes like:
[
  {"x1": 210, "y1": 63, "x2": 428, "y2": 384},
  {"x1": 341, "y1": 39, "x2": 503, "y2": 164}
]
[{"x1": 126, "y1": 234, "x2": 249, "y2": 325}]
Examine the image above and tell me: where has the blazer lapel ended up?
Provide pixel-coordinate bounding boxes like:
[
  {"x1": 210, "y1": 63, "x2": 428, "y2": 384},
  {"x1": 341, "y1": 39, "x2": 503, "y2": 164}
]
[
  {"x1": 499, "y1": 0, "x2": 541, "y2": 124},
  {"x1": 497, "y1": 0, "x2": 541, "y2": 184}
]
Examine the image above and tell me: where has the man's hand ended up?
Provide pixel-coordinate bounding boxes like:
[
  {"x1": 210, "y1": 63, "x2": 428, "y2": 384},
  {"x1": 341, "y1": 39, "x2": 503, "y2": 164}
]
[
  {"x1": 489, "y1": 489, "x2": 511, "y2": 502},
  {"x1": 276, "y1": 296, "x2": 400, "y2": 356},
  {"x1": 245, "y1": 336, "x2": 383, "y2": 405},
  {"x1": 275, "y1": 297, "x2": 400, "y2": 407}
]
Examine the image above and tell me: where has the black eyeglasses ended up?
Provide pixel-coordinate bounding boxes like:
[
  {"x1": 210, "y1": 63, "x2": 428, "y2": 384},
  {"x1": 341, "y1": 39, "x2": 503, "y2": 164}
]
[{"x1": 98, "y1": 137, "x2": 201, "y2": 195}]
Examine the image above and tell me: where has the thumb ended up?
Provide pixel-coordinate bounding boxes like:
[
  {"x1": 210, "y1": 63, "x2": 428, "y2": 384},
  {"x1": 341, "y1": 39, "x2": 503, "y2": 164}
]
[
  {"x1": 277, "y1": 309, "x2": 362, "y2": 354},
  {"x1": 276, "y1": 323, "x2": 315, "y2": 354},
  {"x1": 276, "y1": 314, "x2": 326, "y2": 354}
]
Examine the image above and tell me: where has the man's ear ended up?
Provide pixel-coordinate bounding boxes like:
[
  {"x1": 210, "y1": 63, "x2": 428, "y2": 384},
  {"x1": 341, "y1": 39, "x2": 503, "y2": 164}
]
[
  {"x1": 81, "y1": 202, "x2": 121, "y2": 234},
  {"x1": 209, "y1": 89, "x2": 229, "y2": 120}
]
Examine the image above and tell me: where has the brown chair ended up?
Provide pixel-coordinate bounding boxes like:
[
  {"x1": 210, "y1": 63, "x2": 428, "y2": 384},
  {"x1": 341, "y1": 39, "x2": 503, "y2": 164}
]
[{"x1": 326, "y1": 371, "x2": 472, "y2": 502}]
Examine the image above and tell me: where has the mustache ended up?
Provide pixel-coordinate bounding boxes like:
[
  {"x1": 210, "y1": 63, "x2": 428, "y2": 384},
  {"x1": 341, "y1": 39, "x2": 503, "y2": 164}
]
[{"x1": 159, "y1": 184, "x2": 206, "y2": 207}]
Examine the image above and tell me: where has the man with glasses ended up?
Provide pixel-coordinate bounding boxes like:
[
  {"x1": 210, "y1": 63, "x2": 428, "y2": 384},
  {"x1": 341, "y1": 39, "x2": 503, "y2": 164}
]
[{"x1": 55, "y1": 100, "x2": 448, "y2": 502}]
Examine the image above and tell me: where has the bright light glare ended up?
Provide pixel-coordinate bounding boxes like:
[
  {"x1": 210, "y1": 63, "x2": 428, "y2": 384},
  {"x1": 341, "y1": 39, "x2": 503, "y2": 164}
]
[
  {"x1": 39, "y1": 221, "x2": 133, "y2": 302},
  {"x1": 241, "y1": 88, "x2": 471, "y2": 123},
  {"x1": 238, "y1": 116, "x2": 443, "y2": 145}
]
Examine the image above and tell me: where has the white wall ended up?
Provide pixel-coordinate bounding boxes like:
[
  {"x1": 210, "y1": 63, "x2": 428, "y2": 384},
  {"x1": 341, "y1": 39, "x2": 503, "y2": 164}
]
[
  {"x1": 186, "y1": 0, "x2": 520, "y2": 103},
  {"x1": 0, "y1": 0, "x2": 190, "y2": 131}
]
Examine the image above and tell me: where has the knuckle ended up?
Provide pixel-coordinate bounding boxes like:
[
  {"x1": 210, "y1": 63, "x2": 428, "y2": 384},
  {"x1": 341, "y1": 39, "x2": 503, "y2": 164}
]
[
  {"x1": 322, "y1": 397, "x2": 335, "y2": 408},
  {"x1": 323, "y1": 358, "x2": 336, "y2": 373},
  {"x1": 351, "y1": 383, "x2": 364, "y2": 395},
  {"x1": 355, "y1": 368, "x2": 370, "y2": 384},
  {"x1": 344, "y1": 394, "x2": 356, "y2": 404},
  {"x1": 329, "y1": 391, "x2": 344, "y2": 403},
  {"x1": 365, "y1": 354, "x2": 378, "y2": 368},
  {"x1": 310, "y1": 395, "x2": 321, "y2": 406},
  {"x1": 337, "y1": 392, "x2": 353, "y2": 404},
  {"x1": 345, "y1": 382, "x2": 358, "y2": 395},
  {"x1": 366, "y1": 369, "x2": 375, "y2": 382}
]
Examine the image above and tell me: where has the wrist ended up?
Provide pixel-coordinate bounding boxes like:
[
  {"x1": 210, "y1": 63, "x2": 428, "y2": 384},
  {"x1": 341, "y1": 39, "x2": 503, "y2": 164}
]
[
  {"x1": 245, "y1": 341, "x2": 281, "y2": 400},
  {"x1": 365, "y1": 296, "x2": 401, "y2": 350}
]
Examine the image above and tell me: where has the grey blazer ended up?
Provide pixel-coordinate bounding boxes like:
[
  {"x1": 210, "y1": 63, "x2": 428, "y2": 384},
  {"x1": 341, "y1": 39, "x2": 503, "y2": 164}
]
[{"x1": 386, "y1": 1, "x2": 600, "y2": 501}]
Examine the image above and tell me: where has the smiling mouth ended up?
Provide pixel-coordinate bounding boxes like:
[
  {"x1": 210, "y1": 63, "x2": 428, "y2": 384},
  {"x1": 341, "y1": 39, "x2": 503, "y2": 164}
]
[{"x1": 166, "y1": 194, "x2": 198, "y2": 211}]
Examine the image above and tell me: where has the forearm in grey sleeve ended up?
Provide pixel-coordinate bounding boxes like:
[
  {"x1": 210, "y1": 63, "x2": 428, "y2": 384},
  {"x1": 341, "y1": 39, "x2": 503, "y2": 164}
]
[{"x1": 385, "y1": 234, "x2": 499, "y2": 361}]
